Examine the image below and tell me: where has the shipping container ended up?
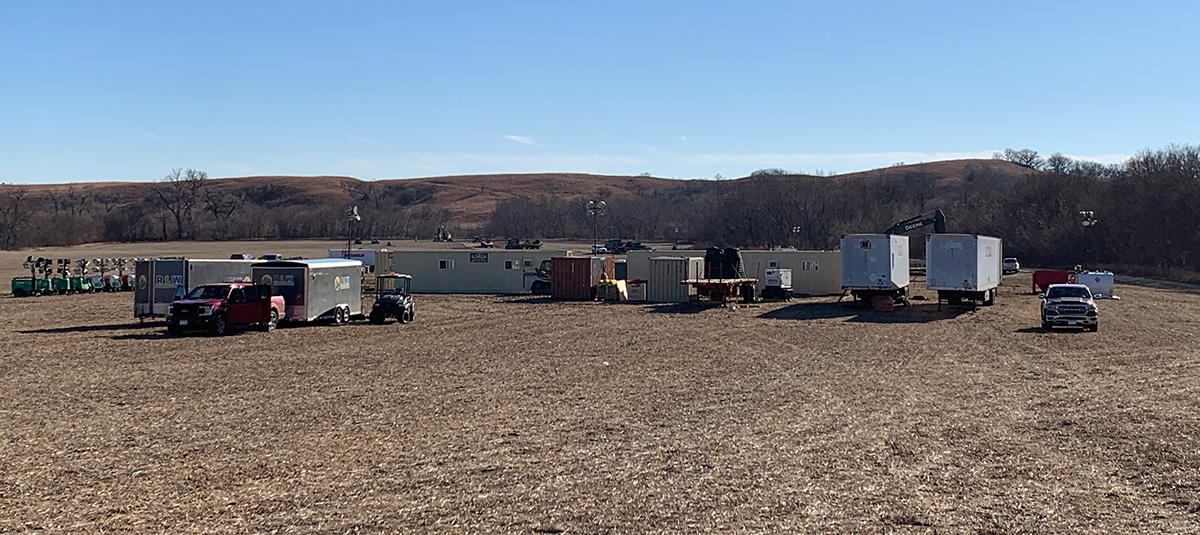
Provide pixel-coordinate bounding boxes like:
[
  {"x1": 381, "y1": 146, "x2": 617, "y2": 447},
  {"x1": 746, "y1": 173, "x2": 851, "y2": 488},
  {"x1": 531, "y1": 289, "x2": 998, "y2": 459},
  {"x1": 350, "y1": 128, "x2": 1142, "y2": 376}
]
[
  {"x1": 648, "y1": 256, "x2": 704, "y2": 303},
  {"x1": 840, "y1": 234, "x2": 910, "y2": 302},
  {"x1": 925, "y1": 234, "x2": 1003, "y2": 307},
  {"x1": 253, "y1": 259, "x2": 363, "y2": 322},
  {"x1": 550, "y1": 256, "x2": 613, "y2": 300},
  {"x1": 134, "y1": 259, "x2": 256, "y2": 319}
]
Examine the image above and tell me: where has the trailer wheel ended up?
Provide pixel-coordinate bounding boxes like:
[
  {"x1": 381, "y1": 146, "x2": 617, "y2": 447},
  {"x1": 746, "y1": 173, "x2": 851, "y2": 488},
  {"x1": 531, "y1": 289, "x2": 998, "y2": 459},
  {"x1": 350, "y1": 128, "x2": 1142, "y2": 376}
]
[
  {"x1": 212, "y1": 314, "x2": 229, "y2": 336},
  {"x1": 335, "y1": 307, "x2": 347, "y2": 324}
]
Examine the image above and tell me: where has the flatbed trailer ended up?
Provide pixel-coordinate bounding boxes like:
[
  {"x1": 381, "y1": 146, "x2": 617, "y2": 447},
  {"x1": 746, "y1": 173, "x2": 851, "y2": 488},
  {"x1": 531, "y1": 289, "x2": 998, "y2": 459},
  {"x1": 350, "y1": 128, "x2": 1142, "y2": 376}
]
[{"x1": 680, "y1": 278, "x2": 758, "y2": 303}]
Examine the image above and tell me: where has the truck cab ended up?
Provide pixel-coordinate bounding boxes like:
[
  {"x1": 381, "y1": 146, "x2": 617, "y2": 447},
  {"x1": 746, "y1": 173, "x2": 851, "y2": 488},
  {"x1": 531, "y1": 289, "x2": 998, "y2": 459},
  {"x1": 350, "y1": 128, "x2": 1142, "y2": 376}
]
[{"x1": 167, "y1": 282, "x2": 284, "y2": 335}]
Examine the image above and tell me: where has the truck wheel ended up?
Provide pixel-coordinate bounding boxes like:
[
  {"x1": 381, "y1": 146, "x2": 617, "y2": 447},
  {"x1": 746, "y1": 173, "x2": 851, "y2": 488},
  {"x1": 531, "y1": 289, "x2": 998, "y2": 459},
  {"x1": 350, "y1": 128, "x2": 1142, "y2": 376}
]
[
  {"x1": 265, "y1": 310, "x2": 278, "y2": 332},
  {"x1": 167, "y1": 325, "x2": 182, "y2": 336},
  {"x1": 212, "y1": 314, "x2": 229, "y2": 336},
  {"x1": 1042, "y1": 321, "x2": 1051, "y2": 331},
  {"x1": 1089, "y1": 324, "x2": 1099, "y2": 332}
]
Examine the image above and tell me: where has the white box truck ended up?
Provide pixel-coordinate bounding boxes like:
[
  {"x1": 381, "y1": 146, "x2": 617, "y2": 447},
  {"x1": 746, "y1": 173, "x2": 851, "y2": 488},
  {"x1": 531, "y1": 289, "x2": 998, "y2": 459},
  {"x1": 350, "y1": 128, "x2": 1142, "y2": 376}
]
[
  {"x1": 925, "y1": 234, "x2": 1003, "y2": 308},
  {"x1": 840, "y1": 234, "x2": 910, "y2": 303}
]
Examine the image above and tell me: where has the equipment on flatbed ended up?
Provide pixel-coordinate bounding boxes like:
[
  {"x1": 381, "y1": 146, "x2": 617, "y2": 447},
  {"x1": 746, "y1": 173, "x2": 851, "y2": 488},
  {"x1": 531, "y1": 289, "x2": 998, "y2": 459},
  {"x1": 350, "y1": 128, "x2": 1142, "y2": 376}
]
[
  {"x1": 506, "y1": 237, "x2": 542, "y2": 250},
  {"x1": 369, "y1": 273, "x2": 415, "y2": 324}
]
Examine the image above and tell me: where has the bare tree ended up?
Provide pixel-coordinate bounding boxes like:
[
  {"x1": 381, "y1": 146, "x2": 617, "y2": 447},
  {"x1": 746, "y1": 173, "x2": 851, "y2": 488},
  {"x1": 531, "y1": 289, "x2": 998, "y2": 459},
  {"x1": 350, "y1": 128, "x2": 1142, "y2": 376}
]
[
  {"x1": 150, "y1": 168, "x2": 207, "y2": 240},
  {"x1": 0, "y1": 186, "x2": 29, "y2": 249},
  {"x1": 993, "y1": 148, "x2": 1045, "y2": 170}
]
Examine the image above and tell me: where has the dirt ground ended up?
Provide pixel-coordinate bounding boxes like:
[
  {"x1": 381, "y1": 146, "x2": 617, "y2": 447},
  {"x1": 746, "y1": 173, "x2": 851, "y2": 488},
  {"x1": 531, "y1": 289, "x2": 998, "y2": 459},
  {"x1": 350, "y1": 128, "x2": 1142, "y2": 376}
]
[{"x1": 2, "y1": 244, "x2": 1200, "y2": 533}]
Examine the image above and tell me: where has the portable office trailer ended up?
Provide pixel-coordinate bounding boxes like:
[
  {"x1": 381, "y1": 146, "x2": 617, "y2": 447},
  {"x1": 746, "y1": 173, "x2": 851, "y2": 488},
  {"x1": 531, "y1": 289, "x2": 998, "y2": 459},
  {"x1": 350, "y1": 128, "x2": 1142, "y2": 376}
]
[
  {"x1": 551, "y1": 256, "x2": 614, "y2": 300},
  {"x1": 647, "y1": 256, "x2": 704, "y2": 303},
  {"x1": 253, "y1": 259, "x2": 363, "y2": 322},
  {"x1": 840, "y1": 234, "x2": 910, "y2": 301},
  {"x1": 379, "y1": 250, "x2": 567, "y2": 293},
  {"x1": 628, "y1": 250, "x2": 842, "y2": 297},
  {"x1": 134, "y1": 259, "x2": 256, "y2": 319},
  {"x1": 925, "y1": 234, "x2": 1003, "y2": 307}
]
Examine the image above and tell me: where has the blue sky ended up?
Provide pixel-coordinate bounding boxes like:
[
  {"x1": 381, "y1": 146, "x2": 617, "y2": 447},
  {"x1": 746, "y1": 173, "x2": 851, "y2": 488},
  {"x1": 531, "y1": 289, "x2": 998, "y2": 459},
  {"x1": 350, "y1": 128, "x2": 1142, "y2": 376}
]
[{"x1": 2, "y1": 1, "x2": 1197, "y2": 184}]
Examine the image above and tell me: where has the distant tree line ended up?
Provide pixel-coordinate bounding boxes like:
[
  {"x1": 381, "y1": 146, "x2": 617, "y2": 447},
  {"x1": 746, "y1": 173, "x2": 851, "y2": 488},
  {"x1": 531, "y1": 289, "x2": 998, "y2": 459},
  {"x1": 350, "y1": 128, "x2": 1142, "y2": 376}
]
[{"x1": 2, "y1": 144, "x2": 1199, "y2": 281}]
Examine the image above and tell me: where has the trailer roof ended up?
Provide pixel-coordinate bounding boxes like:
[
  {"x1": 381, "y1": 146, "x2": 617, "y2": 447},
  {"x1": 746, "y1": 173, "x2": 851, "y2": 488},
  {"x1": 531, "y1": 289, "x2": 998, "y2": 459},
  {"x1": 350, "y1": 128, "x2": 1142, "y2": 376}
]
[{"x1": 258, "y1": 258, "x2": 363, "y2": 269}]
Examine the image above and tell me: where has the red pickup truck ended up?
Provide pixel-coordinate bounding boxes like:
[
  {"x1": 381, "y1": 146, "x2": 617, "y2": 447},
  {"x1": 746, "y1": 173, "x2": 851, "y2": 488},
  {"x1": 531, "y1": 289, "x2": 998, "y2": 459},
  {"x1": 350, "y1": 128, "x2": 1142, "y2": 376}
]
[{"x1": 166, "y1": 282, "x2": 285, "y2": 336}]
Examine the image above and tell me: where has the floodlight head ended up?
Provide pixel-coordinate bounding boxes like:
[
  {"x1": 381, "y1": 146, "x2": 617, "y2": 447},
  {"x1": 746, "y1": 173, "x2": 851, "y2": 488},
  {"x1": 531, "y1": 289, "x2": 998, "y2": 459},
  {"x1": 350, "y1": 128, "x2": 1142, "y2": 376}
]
[
  {"x1": 22, "y1": 261, "x2": 31, "y2": 269},
  {"x1": 348, "y1": 205, "x2": 361, "y2": 221}
]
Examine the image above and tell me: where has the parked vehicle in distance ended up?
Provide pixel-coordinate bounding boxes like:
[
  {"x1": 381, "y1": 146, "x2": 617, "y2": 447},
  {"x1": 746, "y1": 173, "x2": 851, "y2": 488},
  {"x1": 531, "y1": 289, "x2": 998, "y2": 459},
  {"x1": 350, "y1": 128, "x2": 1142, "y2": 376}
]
[
  {"x1": 370, "y1": 237, "x2": 380, "y2": 244},
  {"x1": 259, "y1": 254, "x2": 284, "y2": 261},
  {"x1": 1003, "y1": 257, "x2": 1020, "y2": 274},
  {"x1": 167, "y1": 282, "x2": 284, "y2": 336},
  {"x1": 369, "y1": 273, "x2": 415, "y2": 324},
  {"x1": 230, "y1": 253, "x2": 254, "y2": 260},
  {"x1": 1040, "y1": 283, "x2": 1098, "y2": 332},
  {"x1": 591, "y1": 245, "x2": 609, "y2": 255}
]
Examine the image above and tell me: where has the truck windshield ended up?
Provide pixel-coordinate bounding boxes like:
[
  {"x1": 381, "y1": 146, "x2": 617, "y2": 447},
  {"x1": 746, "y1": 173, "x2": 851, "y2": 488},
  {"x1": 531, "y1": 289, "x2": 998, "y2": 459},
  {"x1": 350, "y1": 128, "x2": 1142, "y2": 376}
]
[
  {"x1": 185, "y1": 285, "x2": 231, "y2": 300},
  {"x1": 1047, "y1": 286, "x2": 1091, "y2": 299}
]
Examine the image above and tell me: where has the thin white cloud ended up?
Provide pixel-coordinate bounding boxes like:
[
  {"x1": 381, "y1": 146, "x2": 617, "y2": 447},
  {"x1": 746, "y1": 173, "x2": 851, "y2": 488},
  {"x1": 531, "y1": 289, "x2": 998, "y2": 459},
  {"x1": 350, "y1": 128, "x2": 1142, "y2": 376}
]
[{"x1": 505, "y1": 135, "x2": 540, "y2": 147}]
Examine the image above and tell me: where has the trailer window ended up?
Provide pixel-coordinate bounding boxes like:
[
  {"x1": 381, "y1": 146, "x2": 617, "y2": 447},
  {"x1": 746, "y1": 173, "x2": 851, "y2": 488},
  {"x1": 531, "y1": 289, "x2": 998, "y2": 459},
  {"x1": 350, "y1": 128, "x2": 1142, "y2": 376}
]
[
  {"x1": 504, "y1": 260, "x2": 521, "y2": 270},
  {"x1": 801, "y1": 261, "x2": 819, "y2": 271},
  {"x1": 439, "y1": 259, "x2": 455, "y2": 270}
]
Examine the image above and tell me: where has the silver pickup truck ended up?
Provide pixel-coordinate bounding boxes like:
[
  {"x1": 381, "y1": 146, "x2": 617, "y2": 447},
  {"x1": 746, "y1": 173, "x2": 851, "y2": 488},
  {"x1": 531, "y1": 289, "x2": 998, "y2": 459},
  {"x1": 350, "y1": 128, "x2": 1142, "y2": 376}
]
[{"x1": 1040, "y1": 283, "x2": 1099, "y2": 332}]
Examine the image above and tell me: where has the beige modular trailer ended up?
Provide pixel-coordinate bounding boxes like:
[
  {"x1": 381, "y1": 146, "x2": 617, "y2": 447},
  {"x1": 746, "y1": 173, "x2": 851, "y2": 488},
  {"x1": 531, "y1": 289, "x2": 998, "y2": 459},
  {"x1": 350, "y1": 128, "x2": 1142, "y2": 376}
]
[
  {"x1": 647, "y1": 256, "x2": 704, "y2": 303},
  {"x1": 627, "y1": 250, "x2": 842, "y2": 297},
  {"x1": 380, "y1": 250, "x2": 568, "y2": 293}
]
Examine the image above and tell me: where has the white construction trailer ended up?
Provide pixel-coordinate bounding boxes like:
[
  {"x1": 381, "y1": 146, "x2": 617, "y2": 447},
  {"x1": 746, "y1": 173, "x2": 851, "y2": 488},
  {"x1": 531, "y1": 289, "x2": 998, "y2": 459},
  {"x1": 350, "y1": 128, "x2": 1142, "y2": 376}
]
[
  {"x1": 925, "y1": 234, "x2": 1003, "y2": 308},
  {"x1": 840, "y1": 234, "x2": 910, "y2": 303}
]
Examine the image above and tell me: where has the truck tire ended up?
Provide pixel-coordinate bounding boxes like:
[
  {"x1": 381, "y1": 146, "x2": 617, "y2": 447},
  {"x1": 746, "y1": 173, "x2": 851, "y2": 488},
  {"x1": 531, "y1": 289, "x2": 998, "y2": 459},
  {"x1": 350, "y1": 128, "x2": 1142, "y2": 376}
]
[
  {"x1": 212, "y1": 314, "x2": 229, "y2": 336},
  {"x1": 1042, "y1": 321, "x2": 1051, "y2": 331},
  {"x1": 167, "y1": 325, "x2": 183, "y2": 336},
  {"x1": 265, "y1": 310, "x2": 278, "y2": 332},
  {"x1": 1088, "y1": 324, "x2": 1099, "y2": 332}
]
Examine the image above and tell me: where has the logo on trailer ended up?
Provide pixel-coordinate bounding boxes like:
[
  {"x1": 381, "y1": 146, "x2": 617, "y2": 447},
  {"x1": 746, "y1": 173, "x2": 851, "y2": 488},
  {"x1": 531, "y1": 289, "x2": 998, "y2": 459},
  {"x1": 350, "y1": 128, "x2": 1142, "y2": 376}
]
[
  {"x1": 263, "y1": 274, "x2": 296, "y2": 286},
  {"x1": 153, "y1": 274, "x2": 184, "y2": 289},
  {"x1": 137, "y1": 275, "x2": 148, "y2": 290},
  {"x1": 334, "y1": 275, "x2": 351, "y2": 291}
]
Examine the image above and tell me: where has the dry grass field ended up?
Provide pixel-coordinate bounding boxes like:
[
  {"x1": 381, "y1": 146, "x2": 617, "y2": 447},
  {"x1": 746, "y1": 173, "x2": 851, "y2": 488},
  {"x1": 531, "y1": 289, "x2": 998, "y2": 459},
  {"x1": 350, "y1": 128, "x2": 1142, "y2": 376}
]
[{"x1": 2, "y1": 242, "x2": 1200, "y2": 533}]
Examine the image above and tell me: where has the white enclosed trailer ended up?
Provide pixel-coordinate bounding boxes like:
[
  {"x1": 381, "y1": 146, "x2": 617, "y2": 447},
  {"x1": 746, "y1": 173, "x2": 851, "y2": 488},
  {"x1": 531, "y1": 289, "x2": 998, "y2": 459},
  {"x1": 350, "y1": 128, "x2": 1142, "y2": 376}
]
[
  {"x1": 840, "y1": 234, "x2": 910, "y2": 302},
  {"x1": 925, "y1": 234, "x2": 1003, "y2": 308},
  {"x1": 253, "y1": 259, "x2": 363, "y2": 322}
]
